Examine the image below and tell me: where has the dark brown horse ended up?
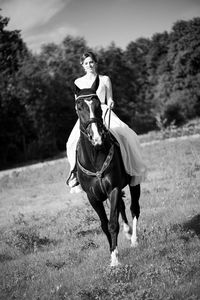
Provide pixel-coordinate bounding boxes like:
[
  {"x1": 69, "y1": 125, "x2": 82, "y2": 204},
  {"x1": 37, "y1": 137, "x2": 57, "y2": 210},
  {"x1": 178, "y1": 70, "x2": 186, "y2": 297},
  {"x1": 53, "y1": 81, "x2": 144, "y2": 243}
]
[{"x1": 74, "y1": 76, "x2": 140, "y2": 266}]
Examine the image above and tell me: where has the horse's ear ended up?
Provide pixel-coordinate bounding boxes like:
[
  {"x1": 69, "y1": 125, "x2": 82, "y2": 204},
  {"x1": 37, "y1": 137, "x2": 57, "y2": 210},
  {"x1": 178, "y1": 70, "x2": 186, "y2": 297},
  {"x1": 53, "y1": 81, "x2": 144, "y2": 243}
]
[
  {"x1": 91, "y1": 75, "x2": 99, "y2": 92},
  {"x1": 74, "y1": 83, "x2": 81, "y2": 95}
]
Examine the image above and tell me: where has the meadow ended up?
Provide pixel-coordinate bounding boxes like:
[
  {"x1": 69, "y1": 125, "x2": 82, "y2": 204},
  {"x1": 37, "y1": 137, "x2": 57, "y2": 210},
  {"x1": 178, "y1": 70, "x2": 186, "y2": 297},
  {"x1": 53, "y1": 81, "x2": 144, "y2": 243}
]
[{"x1": 0, "y1": 135, "x2": 200, "y2": 300}]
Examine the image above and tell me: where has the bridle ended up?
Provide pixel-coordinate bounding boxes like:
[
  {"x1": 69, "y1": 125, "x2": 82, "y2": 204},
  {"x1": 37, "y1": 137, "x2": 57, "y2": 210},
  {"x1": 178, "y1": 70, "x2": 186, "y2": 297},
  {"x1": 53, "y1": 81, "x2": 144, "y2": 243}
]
[
  {"x1": 76, "y1": 94, "x2": 109, "y2": 143},
  {"x1": 81, "y1": 116, "x2": 109, "y2": 144},
  {"x1": 76, "y1": 93, "x2": 114, "y2": 189},
  {"x1": 84, "y1": 117, "x2": 104, "y2": 132}
]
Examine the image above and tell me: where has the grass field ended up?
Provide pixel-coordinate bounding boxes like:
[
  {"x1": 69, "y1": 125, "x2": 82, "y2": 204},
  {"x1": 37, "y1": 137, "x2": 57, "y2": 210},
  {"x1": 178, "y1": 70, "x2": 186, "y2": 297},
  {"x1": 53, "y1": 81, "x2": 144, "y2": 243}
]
[{"x1": 0, "y1": 135, "x2": 200, "y2": 300}]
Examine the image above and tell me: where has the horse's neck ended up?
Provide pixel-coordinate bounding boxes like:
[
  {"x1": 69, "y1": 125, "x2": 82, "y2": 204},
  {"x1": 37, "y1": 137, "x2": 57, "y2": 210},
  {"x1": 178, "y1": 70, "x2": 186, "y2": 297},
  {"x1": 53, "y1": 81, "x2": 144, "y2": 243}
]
[{"x1": 79, "y1": 135, "x2": 110, "y2": 171}]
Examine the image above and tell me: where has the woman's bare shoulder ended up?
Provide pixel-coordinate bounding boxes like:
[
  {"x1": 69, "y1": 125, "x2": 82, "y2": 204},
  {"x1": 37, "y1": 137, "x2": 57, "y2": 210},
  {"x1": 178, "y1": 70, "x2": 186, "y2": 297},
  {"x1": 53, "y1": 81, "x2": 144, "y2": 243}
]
[
  {"x1": 99, "y1": 74, "x2": 110, "y2": 83},
  {"x1": 99, "y1": 75, "x2": 111, "y2": 87},
  {"x1": 74, "y1": 76, "x2": 85, "y2": 86}
]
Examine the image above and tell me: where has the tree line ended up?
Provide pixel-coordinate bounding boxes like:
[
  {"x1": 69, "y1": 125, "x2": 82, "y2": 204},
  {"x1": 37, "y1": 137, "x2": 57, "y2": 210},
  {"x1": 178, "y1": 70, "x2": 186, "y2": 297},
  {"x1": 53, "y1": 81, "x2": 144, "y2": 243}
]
[{"x1": 0, "y1": 12, "x2": 200, "y2": 169}]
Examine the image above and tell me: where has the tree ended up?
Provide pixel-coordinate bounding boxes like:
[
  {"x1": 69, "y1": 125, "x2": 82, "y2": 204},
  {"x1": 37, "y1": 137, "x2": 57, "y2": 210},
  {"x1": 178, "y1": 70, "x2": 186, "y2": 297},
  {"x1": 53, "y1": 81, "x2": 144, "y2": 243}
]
[
  {"x1": 16, "y1": 36, "x2": 89, "y2": 159},
  {"x1": 165, "y1": 18, "x2": 200, "y2": 122},
  {"x1": 0, "y1": 13, "x2": 30, "y2": 167},
  {"x1": 125, "y1": 38, "x2": 156, "y2": 133},
  {"x1": 97, "y1": 43, "x2": 136, "y2": 126},
  {"x1": 39, "y1": 36, "x2": 88, "y2": 149}
]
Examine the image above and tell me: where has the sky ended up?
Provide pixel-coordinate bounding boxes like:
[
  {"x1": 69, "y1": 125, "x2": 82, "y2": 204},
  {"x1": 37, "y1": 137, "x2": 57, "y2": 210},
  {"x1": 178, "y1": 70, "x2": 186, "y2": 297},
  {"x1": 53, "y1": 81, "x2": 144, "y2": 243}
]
[{"x1": 1, "y1": 0, "x2": 200, "y2": 53}]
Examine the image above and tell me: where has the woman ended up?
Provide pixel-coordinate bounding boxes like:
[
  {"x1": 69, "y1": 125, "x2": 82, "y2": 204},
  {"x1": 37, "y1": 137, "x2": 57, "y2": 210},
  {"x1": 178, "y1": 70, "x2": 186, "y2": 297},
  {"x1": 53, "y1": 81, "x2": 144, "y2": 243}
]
[{"x1": 66, "y1": 51, "x2": 146, "y2": 193}]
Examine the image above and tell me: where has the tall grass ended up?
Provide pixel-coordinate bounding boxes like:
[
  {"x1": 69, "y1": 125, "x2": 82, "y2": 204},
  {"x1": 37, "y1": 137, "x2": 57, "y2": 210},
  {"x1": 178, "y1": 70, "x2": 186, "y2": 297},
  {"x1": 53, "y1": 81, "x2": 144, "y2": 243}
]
[{"x1": 0, "y1": 136, "x2": 200, "y2": 299}]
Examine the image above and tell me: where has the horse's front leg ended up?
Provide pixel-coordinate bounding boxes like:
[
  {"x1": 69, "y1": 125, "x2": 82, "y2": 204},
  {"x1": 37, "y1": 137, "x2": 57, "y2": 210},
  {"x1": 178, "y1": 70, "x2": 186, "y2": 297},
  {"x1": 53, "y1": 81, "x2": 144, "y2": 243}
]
[
  {"x1": 87, "y1": 195, "x2": 112, "y2": 250},
  {"x1": 109, "y1": 187, "x2": 120, "y2": 267}
]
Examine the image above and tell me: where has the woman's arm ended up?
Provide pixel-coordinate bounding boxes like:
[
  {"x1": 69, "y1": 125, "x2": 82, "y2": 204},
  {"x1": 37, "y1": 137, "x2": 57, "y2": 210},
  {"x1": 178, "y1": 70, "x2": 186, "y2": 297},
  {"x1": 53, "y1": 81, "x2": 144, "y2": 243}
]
[
  {"x1": 74, "y1": 78, "x2": 80, "y2": 100},
  {"x1": 104, "y1": 76, "x2": 114, "y2": 108}
]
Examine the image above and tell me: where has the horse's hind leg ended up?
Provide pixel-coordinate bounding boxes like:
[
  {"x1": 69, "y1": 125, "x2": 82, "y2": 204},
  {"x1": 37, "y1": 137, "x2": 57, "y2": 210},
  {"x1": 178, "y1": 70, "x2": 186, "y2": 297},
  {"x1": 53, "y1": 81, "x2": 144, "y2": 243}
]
[
  {"x1": 129, "y1": 184, "x2": 141, "y2": 247},
  {"x1": 119, "y1": 197, "x2": 132, "y2": 240},
  {"x1": 88, "y1": 196, "x2": 112, "y2": 250}
]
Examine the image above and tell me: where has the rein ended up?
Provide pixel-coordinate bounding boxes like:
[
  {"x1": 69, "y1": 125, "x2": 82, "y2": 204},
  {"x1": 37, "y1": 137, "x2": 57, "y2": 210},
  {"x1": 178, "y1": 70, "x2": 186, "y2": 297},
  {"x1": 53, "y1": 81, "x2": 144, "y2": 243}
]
[{"x1": 103, "y1": 107, "x2": 112, "y2": 130}]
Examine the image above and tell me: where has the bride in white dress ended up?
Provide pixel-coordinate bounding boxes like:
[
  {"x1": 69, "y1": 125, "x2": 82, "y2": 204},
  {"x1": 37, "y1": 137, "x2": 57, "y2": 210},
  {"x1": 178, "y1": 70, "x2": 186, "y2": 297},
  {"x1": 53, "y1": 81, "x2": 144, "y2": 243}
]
[{"x1": 66, "y1": 51, "x2": 147, "y2": 193}]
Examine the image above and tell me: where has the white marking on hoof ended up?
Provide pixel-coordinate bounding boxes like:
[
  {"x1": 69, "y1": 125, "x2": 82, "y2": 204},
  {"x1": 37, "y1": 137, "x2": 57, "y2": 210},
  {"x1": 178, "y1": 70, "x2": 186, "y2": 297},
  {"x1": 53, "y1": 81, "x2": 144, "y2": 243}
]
[
  {"x1": 131, "y1": 217, "x2": 138, "y2": 247},
  {"x1": 123, "y1": 223, "x2": 132, "y2": 240},
  {"x1": 110, "y1": 248, "x2": 120, "y2": 267},
  {"x1": 131, "y1": 238, "x2": 138, "y2": 248}
]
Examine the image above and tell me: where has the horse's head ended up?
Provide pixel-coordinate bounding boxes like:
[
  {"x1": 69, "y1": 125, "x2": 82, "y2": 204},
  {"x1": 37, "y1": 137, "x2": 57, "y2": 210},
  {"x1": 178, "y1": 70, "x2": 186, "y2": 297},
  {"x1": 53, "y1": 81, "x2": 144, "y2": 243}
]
[{"x1": 74, "y1": 76, "x2": 108, "y2": 146}]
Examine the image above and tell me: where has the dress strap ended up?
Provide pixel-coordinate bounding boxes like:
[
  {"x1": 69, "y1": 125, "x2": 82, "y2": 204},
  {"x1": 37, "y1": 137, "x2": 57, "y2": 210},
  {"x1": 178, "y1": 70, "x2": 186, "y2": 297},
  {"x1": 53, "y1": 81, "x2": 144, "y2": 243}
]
[{"x1": 91, "y1": 75, "x2": 99, "y2": 91}]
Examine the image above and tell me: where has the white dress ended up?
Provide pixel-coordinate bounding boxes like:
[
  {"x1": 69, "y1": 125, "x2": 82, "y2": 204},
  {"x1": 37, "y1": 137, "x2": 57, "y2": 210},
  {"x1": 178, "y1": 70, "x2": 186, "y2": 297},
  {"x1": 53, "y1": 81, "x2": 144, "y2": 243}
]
[{"x1": 66, "y1": 75, "x2": 147, "y2": 186}]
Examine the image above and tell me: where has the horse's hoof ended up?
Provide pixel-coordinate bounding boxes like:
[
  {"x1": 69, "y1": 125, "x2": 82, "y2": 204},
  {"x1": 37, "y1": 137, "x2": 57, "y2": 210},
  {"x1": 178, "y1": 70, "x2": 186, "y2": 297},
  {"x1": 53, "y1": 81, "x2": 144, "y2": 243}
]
[
  {"x1": 110, "y1": 260, "x2": 121, "y2": 267},
  {"x1": 110, "y1": 248, "x2": 120, "y2": 267},
  {"x1": 131, "y1": 240, "x2": 138, "y2": 248},
  {"x1": 123, "y1": 223, "x2": 132, "y2": 240}
]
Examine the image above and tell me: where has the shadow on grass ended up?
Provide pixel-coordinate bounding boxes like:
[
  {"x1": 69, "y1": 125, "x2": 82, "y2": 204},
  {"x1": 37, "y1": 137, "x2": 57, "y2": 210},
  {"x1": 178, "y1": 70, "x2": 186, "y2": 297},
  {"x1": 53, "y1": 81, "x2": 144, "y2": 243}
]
[
  {"x1": 5, "y1": 228, "x2": 60, "y2": 255},
  {"x1": 76, "y1": 227, "x2": 101, "y2": 237},
  {"x1": 170, "y1": 214, "x2": 200, "y2": 241},
  {"x1": 0, "y1": 253, "x2": 13, "y2": 263},
  {"x1": 182, "y1": 214, "x2": 200, "y2": 237}
]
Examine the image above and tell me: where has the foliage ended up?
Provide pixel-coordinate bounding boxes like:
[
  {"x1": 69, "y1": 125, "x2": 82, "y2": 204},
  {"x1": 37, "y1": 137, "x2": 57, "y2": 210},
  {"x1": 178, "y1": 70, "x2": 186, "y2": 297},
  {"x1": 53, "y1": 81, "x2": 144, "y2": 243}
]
[
  {"x1": 98, "y1": 43, "x2": 136, "y2": 125},
  {"x1": 0, "y1": 13, "x2": 30, "y2": 167},
  {"x1": 1, "y1": 12, "x2": 200, "y2": 168}
]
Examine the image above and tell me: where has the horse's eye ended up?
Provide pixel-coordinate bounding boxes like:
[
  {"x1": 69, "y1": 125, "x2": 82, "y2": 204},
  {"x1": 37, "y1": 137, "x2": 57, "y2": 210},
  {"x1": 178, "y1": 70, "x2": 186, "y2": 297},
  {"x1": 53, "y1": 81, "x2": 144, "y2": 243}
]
[{"x1": 77, "y1": 101, "x2": 83, "y2": 110}]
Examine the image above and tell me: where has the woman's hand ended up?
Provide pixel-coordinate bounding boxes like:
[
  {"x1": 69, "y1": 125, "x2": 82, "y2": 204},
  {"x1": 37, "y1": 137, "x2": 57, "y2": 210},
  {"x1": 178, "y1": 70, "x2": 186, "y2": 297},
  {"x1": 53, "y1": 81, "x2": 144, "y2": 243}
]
[{"x1": 108, "y1": 99, "x2": 114, "y2": 109}]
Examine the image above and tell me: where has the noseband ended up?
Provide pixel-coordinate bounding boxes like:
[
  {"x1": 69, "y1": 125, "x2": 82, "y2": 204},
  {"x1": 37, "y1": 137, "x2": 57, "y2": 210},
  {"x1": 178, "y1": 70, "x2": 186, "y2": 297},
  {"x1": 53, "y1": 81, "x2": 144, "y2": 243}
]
[{"x1": 85, "y1": 117, "x2": 104, "y2": 131}]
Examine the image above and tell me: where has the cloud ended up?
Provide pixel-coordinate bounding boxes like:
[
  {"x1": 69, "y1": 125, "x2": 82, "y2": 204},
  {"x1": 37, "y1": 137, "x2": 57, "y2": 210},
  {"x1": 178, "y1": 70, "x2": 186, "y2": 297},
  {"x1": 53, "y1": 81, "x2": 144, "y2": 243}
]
[
  {"x1": 0, "y1": 0, "x2": 75, "y2": 52},
  {"x1": 24, "y1": 25, "x2": 78, "y2": 53},
  {"x1": 1, "y1": 0, "x2": 69, "y2": 32}
]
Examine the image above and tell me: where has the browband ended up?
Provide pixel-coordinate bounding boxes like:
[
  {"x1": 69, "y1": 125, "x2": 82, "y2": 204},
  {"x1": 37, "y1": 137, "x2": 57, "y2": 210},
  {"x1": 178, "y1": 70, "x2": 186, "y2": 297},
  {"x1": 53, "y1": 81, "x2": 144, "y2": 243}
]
[{"x1": 76, "y1": 93, "x2": 97, "y2": 100}]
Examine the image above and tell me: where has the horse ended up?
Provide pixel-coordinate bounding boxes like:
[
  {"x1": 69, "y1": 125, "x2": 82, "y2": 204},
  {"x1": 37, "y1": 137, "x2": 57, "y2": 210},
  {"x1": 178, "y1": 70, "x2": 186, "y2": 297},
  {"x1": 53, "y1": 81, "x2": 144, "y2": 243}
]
[{"x1": 74, "y1": 76, "x2": 140, "y2": 267}]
